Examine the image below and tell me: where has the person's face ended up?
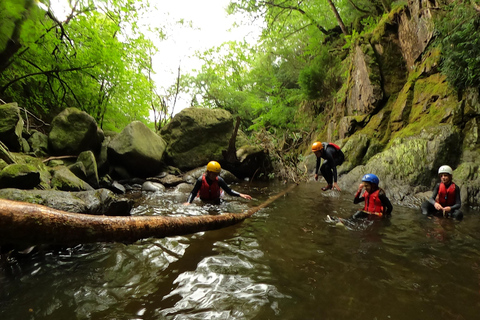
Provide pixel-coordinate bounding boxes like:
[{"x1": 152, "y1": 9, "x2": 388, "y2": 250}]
[
  {"x1": 440, "y1": 173, "x2": 452, "y2": 184},
  {"x1": 363, "y1": 181, "x2": 372, "y2": 192},
  {"x1": 206, "y1": 171, "x2": 220, "y2": 179},
  {"x1": 314, "y1": 150, "x2": 322, "y2": 158}
]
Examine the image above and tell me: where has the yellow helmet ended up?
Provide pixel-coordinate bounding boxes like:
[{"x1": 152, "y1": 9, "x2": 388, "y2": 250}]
[
  {"x1": 206, "y1": 161, "x2": 221, "y2": 173},
  {"x1": 311, "y1": 141, "x2": 323, "y2": 152}
]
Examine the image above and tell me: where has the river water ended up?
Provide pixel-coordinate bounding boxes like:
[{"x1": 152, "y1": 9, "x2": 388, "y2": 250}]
[{"x1": 1, "y1": 181, "x2": 480, "y2": 320}]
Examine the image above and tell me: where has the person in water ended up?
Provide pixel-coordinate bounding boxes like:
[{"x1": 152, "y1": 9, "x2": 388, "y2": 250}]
[
  {"x1": 421, "y1": 165, "x2": 463, "y2": 220},
  {"x1": 184, "y1": 161, "x2": 252, "y2": 205},
  {"x1": 352, "y1": 174, "x2": 393, "y2": 219},
  {"x1": 312, "y1": 141, "x2": 345, "y2": 191}
]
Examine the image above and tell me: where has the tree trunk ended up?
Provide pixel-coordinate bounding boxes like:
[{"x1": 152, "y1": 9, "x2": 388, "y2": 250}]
[
  {"x1": 326, "y1": 0, "x2": 349, "y2": 35},
  {"x1": 0, "y1": 184, "x2": 297, "y2": 246}
]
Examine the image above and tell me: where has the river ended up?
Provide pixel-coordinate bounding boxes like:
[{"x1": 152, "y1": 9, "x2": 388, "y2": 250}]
[{"x1": 1, "y1": 181, "x2": 479, "y2": 319}]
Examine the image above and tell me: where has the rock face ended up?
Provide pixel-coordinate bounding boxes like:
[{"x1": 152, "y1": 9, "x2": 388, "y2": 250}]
[
  {"x1": 108, "y1": 121, "x2": 167, "y2": 178},
  {"x1": 160, "y1": 108, "x2": 234, "y2": 170},
  {"x1": 48, "y1": 107, "x2": 104, "y2": 156}
]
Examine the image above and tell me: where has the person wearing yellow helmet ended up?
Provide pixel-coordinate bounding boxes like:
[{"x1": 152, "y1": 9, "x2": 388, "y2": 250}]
[
  {"x1": 420, "y1": 165, "x2": 463, "y2": 220},
  {"x1": 311, "y1": 141, "x2": 345, "y2": 191},
  {"x1": 184, "y1": 161, "x2": 252, "y2": 205}
]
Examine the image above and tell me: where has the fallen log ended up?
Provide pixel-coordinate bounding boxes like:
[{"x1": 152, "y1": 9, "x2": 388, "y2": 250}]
[{"x1": 0, "y1": 183, "x2": 297, "y2": 246}]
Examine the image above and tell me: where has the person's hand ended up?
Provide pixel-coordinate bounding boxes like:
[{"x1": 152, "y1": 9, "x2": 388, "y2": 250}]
[
  {"x1": 314, "y1": 174, "x2": 319, "y2": 181},
  {"x1": 434, "y1": 202, "x2": 443, "y2": 211},
  {"x1": 333, "y1": 182, "x2": 341, "y2": 191},
  {"x1": 357, "y1": 183, "x2": 364, "y2": 193},
  {"x1": 240, "y1": 193, "x2": 252, "y2": 200}
]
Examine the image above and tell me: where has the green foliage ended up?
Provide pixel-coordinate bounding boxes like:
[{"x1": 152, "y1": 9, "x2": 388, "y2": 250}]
[
  {"x1": 0, "y1": 0, "x2": 161, "y2": 131},
  {"x1": 435, "y1": 2, "x2": 480, "y2": 92},
  {"x1": 298, "y1": 46, "x2": 342, "y2": 100}
]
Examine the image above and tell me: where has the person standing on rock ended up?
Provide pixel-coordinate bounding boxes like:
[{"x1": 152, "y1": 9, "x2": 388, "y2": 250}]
[
  {"x1": 312, "y1": 141, "x2": 345, "y2": 191},
  {"x1": 421, "y1": 165, "x2": 463, "y2": 220},
  {"x1": 184, "y1": 161, "x2": 252, "y2": 205}
]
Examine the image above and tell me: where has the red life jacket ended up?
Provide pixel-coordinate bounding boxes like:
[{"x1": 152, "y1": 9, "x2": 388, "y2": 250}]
[
  {"x1": 198, "y1": 174, "x2": 221, "y2": 201},
  {"x1": 436, "y1": 182, "x2": 456, "y2": 207},
  {"x1": 363, "y1": 189, "x2": 384, "y2": 216}
]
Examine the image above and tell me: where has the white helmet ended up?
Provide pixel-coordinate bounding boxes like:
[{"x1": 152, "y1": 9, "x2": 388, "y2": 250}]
[{"x1": 438, "y1": 165, "x2": 453, "y2": 175}]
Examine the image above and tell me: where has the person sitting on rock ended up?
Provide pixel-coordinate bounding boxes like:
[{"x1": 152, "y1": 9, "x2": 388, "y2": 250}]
[
  {"x1": 312, "y1": 141, "x2": 345, "y2": 191},
  {"x1": 352, "y1": 174, "x2": 393, "y2": 219},
  {"x1": 421, "y1": 165, "x2": 463, "y2": 220},
  {"x1": 184, "y1": 161, "x2": 252, "y2": 205}
]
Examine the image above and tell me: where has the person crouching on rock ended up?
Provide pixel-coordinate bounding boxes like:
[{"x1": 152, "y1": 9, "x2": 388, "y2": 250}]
[
  {"x1": 352, "y1": 174, "x2": 393, "y2": 219},
  {"x1": 421, "y1": 165, "x2": 463, "y2": 220},
  {"x1": 184, "y1": 161, "x2": 252, "y2": 205},
  {"x1": 312, "y1": 141, "x2": 344, "y2": 191}
]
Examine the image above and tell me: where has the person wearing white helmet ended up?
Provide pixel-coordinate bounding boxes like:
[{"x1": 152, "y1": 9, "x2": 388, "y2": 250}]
[
  {"x1": 184, "y1": 161, "x2": 252, "y2": 205},
  {"x1": 421, "y1": 165, "x2": 463, "y2": 220}
]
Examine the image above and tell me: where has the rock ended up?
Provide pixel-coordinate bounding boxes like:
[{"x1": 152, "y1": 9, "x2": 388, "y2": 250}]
[
  {"x1": 50, "y1": 166, "x2": 94, "y2": 191},
  {"x1": 142, "y1": 181, "x2": 165, "y2": 192},
  {"x1": 0, "y1": 102, "x2": 23, "y2": 152},
  {"x1": 0, "y1": 188, "x2": 133, "y2": 216},
  {"x1": 160, "y1": 108, "x2": 233, "y2": 170},
  {"x1": 28, "y1": 130, "x2": 49, "y2": 157},
  {"x1": 108, "y1": 121, "x2": 167, "y2": 177},
  {"x1": 48, "y1": 107, "x2": 104, "y2": 156},
  {"x1": 0, "y1": 164, "x2": 40, "y2": 189},
  {"x1": 77, "y1": 150, "x2": 99, "y2": 188}
]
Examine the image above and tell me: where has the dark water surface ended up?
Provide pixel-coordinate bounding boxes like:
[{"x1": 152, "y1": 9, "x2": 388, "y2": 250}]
[{"x1": 1, "y1": 181, "x2": 480, "y2": 319}]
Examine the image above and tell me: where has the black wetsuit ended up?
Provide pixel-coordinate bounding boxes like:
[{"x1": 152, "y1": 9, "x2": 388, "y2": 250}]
[
  {"x1": 352, "y1": 188, "x2": 393, "y2": 219},
  {"x1": 421, "y1": 183, "x2": 463, "y2": 220},
  {"x1": 315, "y1": 143, "x2": 344, "y2": 185},
  {"x1": 186, "y1": 175, "x2": 241, "y2": 204}
]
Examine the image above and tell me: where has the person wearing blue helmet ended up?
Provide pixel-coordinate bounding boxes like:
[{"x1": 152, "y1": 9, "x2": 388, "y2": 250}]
[{"x1": 352, "y1": 173, "x2": 393, "y2": 219}]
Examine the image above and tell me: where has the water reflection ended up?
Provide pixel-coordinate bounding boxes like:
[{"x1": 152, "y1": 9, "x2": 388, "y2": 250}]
[{"x1": 1, "y1": 181, "x2": 479, "y2": 319}]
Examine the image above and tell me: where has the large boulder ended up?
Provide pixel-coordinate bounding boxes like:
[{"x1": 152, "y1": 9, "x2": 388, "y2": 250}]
[
  {"x1": 0, "y1": 163, "x2": 40, "y2": 189},
  {"x1": 160, "y1": 108, "x2": 233, "y2": 170},
  {"x1": 108, "y1": 121, "x2": 167, "y2": 178},
  {"x1": 0, "y1": 103, "x2": 24, "y2": 152},
  {"x1": 48, "y1": 107, "x2": 104, "y2": 156}
]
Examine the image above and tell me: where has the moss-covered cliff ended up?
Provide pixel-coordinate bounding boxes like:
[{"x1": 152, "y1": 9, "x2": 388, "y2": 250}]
[{"x1": 304, "y1": 0, "x2": 480, "y2": 207}]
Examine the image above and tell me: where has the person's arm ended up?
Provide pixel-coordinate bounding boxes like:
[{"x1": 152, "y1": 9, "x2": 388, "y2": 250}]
[
  {"x1": 449, "y1": 185, "x2": 461, "y2": 211},
  {"x1": 314, "y1": 156, "x2": 321, "y2": 180},
  {"x1": 379, "y1": 191, "x2": 393, "y2": 216},
  {"x1": 184, "y1": 177, "x2": 202, "y2": 204},
  {"x1": 353, "y1": 183, "x2": 365, "y2": 204},
  {"x1": 218, "y1": 177, "x2": 252, "y2": 200},
  {"x1": 428, "y1": 184, "x2": 440, "y2": 206}
]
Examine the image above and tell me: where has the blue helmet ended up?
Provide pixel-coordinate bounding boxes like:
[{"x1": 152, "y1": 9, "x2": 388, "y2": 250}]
[{"x1": 362, "y1": 174, "x2": 379, "y2": 185}]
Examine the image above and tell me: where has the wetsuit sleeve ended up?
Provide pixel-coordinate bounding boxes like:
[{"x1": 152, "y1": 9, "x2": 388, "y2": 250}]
[
  {"x1": 218, "y1": 177, "x2": 241, "y2": 197},
  {"x1": 450, "y1": 185, "x2": 461, "y2": 211},
  {"x1": 315, "y1": 156, "x2": 321, "y2": 174},
  {"x1": 379, "y1": 191, "x2": 393, "y2": 216},
  {"x1": 428, "y1": 184, "x2": 440, "y2": 206},
  {"x1": 353, "y1": 189, "x2": 365, "y2": 204},
  {"x1": 186, "y1": 177, "x2": 203, "y2": 203},
  {"x1": 324, "y1": 147, "x2": 338, "y2": 182}
]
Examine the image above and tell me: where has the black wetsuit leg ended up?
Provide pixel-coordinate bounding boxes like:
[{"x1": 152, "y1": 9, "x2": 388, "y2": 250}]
[
  {"x1": 320, "y1": 161, "x2": 334, "y2": 185},
  {"x1": 421, "y1": 201, "x2": 463, "y2": 220}
]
